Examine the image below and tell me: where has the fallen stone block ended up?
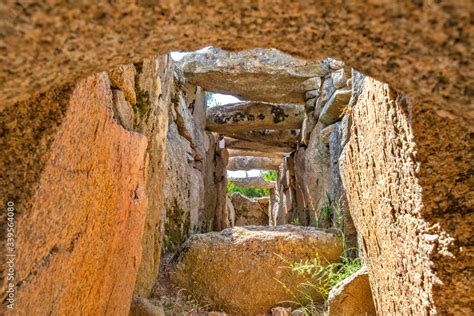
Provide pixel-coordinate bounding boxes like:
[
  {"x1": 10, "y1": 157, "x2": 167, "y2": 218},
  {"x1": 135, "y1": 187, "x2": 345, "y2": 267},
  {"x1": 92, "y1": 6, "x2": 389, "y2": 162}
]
[
  {"x1": 172, "y1": 225, "x2": 343, "y2": 314},
  {"x1": 319, "y1": 88, "x2": 352, "y2": 125},
  {"x1": 327, "y1": 266, "x2": 376, "y2": 316}
]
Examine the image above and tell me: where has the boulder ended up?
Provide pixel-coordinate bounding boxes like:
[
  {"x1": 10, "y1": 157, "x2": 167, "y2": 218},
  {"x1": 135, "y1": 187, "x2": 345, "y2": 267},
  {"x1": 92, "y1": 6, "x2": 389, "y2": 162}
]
[
  {"x1": 272, "y1": 307, "x2": 292, "y2": 316},
  {"x1": 231, "y1": 193, "x2": 269, "y2": 226},
  {"x1": 327, "y1": 267, "x2": 376, "y2": 316},
  {"x1": 129, "y1": 296, "x2": 165, "y2": 316},
  {"x1": 319, "y1": 88, "x2": 352, "y2": 125},
  {"x1": 172, "y1": 225, "x2": 343, "y2": 314},
  {"x1": 207, "y1": 101, "x2": 304, "y2": 134},
  {"x1": 177, "y1": 47, "x2": 325, "y2": 104}
]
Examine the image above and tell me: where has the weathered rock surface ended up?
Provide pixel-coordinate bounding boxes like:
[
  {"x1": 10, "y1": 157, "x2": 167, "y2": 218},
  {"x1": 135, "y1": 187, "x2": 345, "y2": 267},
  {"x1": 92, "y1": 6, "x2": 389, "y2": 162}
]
[
  {"x1": 227, "y1": 149, "x2": 285, "y2": 159},
  {"x1": 177, "y1": 47, "x2": 324, "y2": 104},
  {"x1": 327, "y1": 267, "x2": 376, "y2": 316},
  {"x1": 1, "y1": 73, "x2": 148, "y2": 315},
  {"x1": 108, "y1": 64, "x2": 137, "y2": 105},
  {"x1": 340, "y1": 77, "x2": 473, "y2": 315},
  {"x1": 133, "y1": 56, "x2": 174, "y2": 297},
  {"x1": 226, "y1": 129, "x2": 300, "y2": 147},
  {"x1": 229, "y1": 176, "x2": 275, "y2": 189},
  {"x1": 172, "y1": 225, "x2": 343, "y2": 314},
  {"x1": 129, "y1": 295, "x2": 165, "y2": 316},
  {"x1": 2, "y1": 2, "x2": 471, "y2": 125},
  {"x1": 206, "y1": 102, "x2": 304, "y2": 134},
  {"x1": 230, "y1": 193, "x2": 269, "y2": 226},
  {"x1": 227, "y1": 156, "x2": 282, "y2": 171},
  {"x1": 224, "y1": 137, "x2": 295, "y2": 153},
  {"x1": 319, "y1": 88, "x2": 351, "y2": 125}
]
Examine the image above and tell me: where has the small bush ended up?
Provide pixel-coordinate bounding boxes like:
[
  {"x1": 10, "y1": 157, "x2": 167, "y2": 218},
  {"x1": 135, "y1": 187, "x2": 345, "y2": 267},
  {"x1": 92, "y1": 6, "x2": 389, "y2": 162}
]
[
  {"x1": 277, "y1": 255, "x2": 362, "y2": 315},
  {"x1": 227, "y1": 180, "x2": 269, "y2": 198}
]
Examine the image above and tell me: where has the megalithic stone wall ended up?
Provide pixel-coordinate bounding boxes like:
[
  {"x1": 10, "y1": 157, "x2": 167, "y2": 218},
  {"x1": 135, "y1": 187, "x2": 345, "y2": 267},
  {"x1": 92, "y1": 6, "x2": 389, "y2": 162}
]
[
  {"x1": 340, "y1": 76, "x2": 473, "y2": 315},
  {"x1": 1, "y1": 72, "x2": 149, "y2": 315}
]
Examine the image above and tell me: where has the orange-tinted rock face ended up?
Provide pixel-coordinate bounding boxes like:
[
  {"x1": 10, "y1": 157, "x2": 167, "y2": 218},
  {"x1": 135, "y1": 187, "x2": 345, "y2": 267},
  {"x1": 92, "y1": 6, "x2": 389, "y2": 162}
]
[
  {"x1": 340, "y1": 77, "x2": 473, "y2": 315},
  {"x1": 2, "y1": 73, "x2": 148, "y2": 314}
]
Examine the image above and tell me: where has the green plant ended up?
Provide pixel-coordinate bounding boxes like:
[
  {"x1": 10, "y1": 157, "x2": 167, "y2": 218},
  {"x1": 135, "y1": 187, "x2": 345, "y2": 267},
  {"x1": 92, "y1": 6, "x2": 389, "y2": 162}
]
[
  {"x1": 291, "y1": 217, "x2": 301, "y2": 226},
  {"x1": 262, "y1": 170, "x2": 277, "y2": 181},
  {"x1": 276, "y1": 255, "x2": 363, "y2": 315},
  {"x1": 227, "y1": 179, "x2": 269, "y2": 198}
]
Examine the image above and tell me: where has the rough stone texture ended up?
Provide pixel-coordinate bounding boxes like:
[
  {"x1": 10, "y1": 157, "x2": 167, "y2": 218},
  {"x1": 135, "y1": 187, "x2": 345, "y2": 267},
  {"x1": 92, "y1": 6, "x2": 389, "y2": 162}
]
[
  {"x1": 129, "y1": 295, "x2": 165, "y2": 316},
  {"x1": 227, "y1": 149, "x2": 284, "y2": 159},
  {"x1": 172, "y1": 225, "x2": 343, "y2": 314},
  {"x1": 162, "y1": 76, "x2": 226, "y2": 252},
  {"x1": 230, "y1": 193, "x2": 269, "y2": 226},
  {"x1": 134, "y1": 56, "x2": 174, "y2": 297},
  {"x1": 319, "y1": 88, "x2": 351, "y2": 126},
  {"x1": 177, "y1": 47, "x2": 324, "y2": 104},
  {"x1": 1, "y1": 73, "x2": 148, "y2": 315},
  {"x1": 224, "y1": 136, "x2": 295, "y2": 153},
  {"x1": 111, "y1": 89, "x2": 135, "y2": 130},
  {"x1": 225, "y1": 195, "x2": 236, "y2": 227},
  {"x1": 272, "y1": 157, "x2": 297, "y2": 225},
  {"x1": 327, "y1": 267, "x2": 376, "y2": 316},
  {"x1": 271, "y1": 307, "x2": 292, "y2": 316},
  {"x1": 108, "y1": 64, "x2": 137, "y2": 105},
  {"x1": 227, "y1": 156, "x2": 282, "y2": 171},
  {"x1": 1, "y1": 1, "x2": 472, "y2": 126},
  {"x1": 162, "y1": 122, "x2": 202, "y2": 252},
  {"x1": 226, "y1": 129, "x2": 299, "y2": 147},
  {"x1": 329, "y1": 123, "x2": 357, "y2": 257},
  {"x1": 296, "y1": 122, "x2": 333, "y2": 227},
  {"x1": 228, "y1": 176, "x2": 275, "y2": 189},
  {"x1": 340, "y1": 77, "x2": 473, "y2": 315},
  {"x1": 207, "y1": 101, "x2": 304, "y2": 134}
]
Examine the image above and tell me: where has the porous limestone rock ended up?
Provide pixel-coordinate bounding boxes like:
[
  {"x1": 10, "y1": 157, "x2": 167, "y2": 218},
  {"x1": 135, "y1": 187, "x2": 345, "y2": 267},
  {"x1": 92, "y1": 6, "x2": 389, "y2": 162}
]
[
  {"x1": 172, "y1": 225, "x2": 343, "y2": 314},
  {"x1": 1, "y1": 2, "x2": 471, "y2": 120},
  {"x1": 207, "y1": 101, "x2": 304, "y2": 134},
  {"x1": 327, "y1": 267, "x2": 376, "y2": 316},
  {"x1": 231, "y1": 193, "x2": 269, "y2": 226},
  {"x1": 340, "y1": 77, "x2": 473, "y2": 314},
  {"x1": 177, "y1": 47, "x2": 325, "y2": 104}
]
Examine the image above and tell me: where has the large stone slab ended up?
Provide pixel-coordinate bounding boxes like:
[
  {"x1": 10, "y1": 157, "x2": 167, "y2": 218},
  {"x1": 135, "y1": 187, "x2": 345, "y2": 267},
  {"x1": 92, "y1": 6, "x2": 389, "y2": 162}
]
[
  {"x1": 230, "y1": 193, "x2": 269, "y2": 226},
  {"x1": 177, "y1": 47, "x2": 324, "y2": 104},
  {"x1": 327, "y1": 267, "x2": 376, "y2": 316},
  {"x1": 224, "y1": 137, "x2": 295, "y2": 153},
  {"x1": 340, "y1": 77, "x2": 472, "y2": 314},
  {"x1": 2, "y1": 73, "x2": 148, "y2": 315},
  {"x1": 319, "y1": 88, "x2": 351, "y2": 126},
  {"x1": 228, "y1": 176, "x2": 275, "y2": 189},
  {"x1": 172, "y1": 225, "x2": 343, "y2": 314},
  {"x1": 227, "y1": 156, "x2": 282, "y2": 171},
  {"x1": 207, "y1": 101, "x2": 304, "y2": 134}
]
